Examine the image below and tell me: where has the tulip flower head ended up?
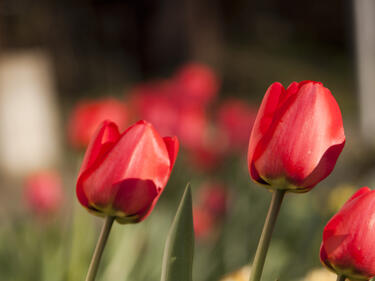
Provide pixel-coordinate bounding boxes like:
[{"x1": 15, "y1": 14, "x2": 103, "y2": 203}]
[
  {"x1": 76, "y1": 120, "x2": 179, "y2": 224},
  {"x1": 320, "y1": 187, "x2": 375, "y2": 281},
  {"x1": 248, "y1": 81, "x2": 345, "y2": 192}
]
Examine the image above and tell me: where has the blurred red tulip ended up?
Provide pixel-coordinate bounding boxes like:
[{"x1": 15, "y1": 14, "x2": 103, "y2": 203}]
[
  {"x1": 130, "y1": 81, "x2": 212, "y2": 152},
  {"x1": 193, "y1": 182, "x2": 229, "y2": 240},
  {"x1": 76, "y1": 120, "x2": 179, "y2": 224},
  {"x1": 174, "y1": 63, "x2": 219, "y2": 105},
  {"x1": 198, "y1": 182, "x2": 229, "y2": 219},
  {"x1": 129, "y1": 81, "x2": 179, "y2": 136},
  {"x1": 25, "y1": 171, "x2": 63, "y2": 216},
  {"x1": 217, "y1": 99, "x2": 257, "y2": 151},
  {"x1": 193, "y1": 207, "x2": 215, "y2": 239},
  {"x1": 68, "y1": 98, "x2": 128, "y2": 148},
  {"x1": 175, "y1": 105, "x2": 209, "y2": 150},
  {"x1": 320, "y1": 187, "x2": 375, "y2": 281},
  {"x1": 248, "y1": 81, "x2": 345, "y2": 192},
  {"x1": 187, "y1": 136, "x2": 225, "y2": 172}
]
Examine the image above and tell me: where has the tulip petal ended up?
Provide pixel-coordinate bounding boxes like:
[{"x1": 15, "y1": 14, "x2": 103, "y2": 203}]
[
  {"x1": 323, "y1": 233, "x2": 350, "y2": 259},
  {"x1": 163, "y1": 136, "x2": 179, "y2": 169},
  {"x1": 112, "y1": 178, "x2": 158, "y2": 216},
  {"x1": 347, "y1": 187, "x2": 371, "y2": 202},
  {"x1": 249, "y1": 162, "x2": 269, "y2": 186},
  {"x1": 135, "y1": 191, "x2": 163, "y2": 222},
  {"x1": 76, "y1": 181, "x2": 90, "y2": 208},
  {"x1": 299, "y1": 142, "x2": 345, "y2": 191},
  {"x1": 250, "y1": 82, "x2": 285, "y2": 138},
  {"x1": 78, "y1": 120, "x2": 121, "y2": 177},
  {"x1": 248, "y1": 83, "x2": 285, "y2": 179},
  {"x1": 320, "y1": 243, "x2": 335, "y2": 272},
  {"x1": 286, "y1": 81, "x2": 300, "y2": 95},
  {"x1": 77, "y1": 121, "x2": 120, "y2": 207},
  {"x1": 287, "y1": 80, "x2": 321, "y2": 96}
]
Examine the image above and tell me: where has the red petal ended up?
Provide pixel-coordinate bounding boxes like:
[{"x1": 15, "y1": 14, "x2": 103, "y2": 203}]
[
  {"x1": 286, "y1": 81, "x2": 300, "y2": 95},
  {"x1": 76, "y1": 121, "x2": 120, "y2": 208},
  {"x1": 347, "y1": 187, "x2": 371, "y2": 202},
  {"x1": 248, "y1": 82, "x2": 286, "y2": 178},
  {"x1": 163, "y1": 136, "x2": 179, "y2": 169},
  {"x1": 78, "y1": 120, "x2": 121, "y2": 178},
  {"x1": 320, "y1": 243, "x2": 334, "y2": 272},
  {"x1": 76, "y1": 181, "x2": 89, "y2": 208},
  {"x1": 112, "y1": 178, "x2": 158, "y2": 215},
  {"x1": 299, "y1": 142, "x2": 345, "y2": 190}
]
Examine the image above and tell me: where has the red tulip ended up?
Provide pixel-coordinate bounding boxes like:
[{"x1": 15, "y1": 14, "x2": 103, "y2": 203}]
[
  {"x1": 248, "y1": 81, "x2": 345, "y2": 192},
  {"x1": 174, "y1": 63, "x2": 219, "y2": 105},
  {"x1": 68, "y1": 98, "x2": 128, "y2": 148},
  {"x1": 76, "y1": 120, "x2": 179, "y2": 223},
  {"x1": 320, "y1": 187, "x2": 375, "y2": 280},
  {"x1": 217, "y1": 99, "x2": 257, "y2": 151},
  {"x1": 25, "y1": 171, "x2": 63, "y2": 216}
]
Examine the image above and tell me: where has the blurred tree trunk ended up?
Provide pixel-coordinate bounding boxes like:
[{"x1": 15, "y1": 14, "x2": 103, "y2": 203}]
[
  {"x1": 184, "y1": 0, "x2": 223, "y2": 70},
  {"x1": 354, "y1": 0, "x2": 375, "y2": 144}
]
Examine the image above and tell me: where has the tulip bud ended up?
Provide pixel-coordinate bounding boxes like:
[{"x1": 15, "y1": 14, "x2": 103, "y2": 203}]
[
  {"x1": 320, "y1": 187, "x2": 375, "y2": 281},
  {"x1": 248, "y1": 81, "x2": 345, "y2": 192},
  {"x1": 25, "y1": 171, "x2": 63, "y2": 217},
  {"x1": 76, "y1": 120, "x2": 179, "y2": 224},
  {"x1": 68, "y1": 98, "x2": 128, "y2": 148}
]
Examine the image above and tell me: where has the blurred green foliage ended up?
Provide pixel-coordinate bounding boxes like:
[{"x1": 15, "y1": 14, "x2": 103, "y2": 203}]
[{"x1": 0, "y1": 147, "x2": 362, "y2": 281}]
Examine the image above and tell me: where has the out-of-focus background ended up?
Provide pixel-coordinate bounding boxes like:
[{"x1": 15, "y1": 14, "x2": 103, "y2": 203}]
[{"x1": 1, "y1": 0, "x2": 375, "y2": 280}]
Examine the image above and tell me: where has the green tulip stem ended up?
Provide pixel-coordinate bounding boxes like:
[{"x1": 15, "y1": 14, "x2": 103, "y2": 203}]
[
  {"x1": 336, "y1": 275, "x2": 346, "y2": 281},
  {"x1": 85, "y1": 216, "x2": 115, "y2": 281},
  {"x1": 249, "y1": 189, "x2": 286, "y2": 281}
]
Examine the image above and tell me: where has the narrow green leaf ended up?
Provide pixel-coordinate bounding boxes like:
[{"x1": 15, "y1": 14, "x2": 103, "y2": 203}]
[{"x1": 161, "y1": 184, "x2": 194, "y2": 281}]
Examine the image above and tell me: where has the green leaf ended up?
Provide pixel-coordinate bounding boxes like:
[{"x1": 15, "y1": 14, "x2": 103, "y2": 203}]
[{"x1": 160, "y1": 184, "x2": 194, "y2": 281}]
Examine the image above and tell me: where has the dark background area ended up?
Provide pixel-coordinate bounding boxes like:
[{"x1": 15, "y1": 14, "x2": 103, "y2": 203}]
[{"x1": 0, "y1": 0, "x2": 353, "y2": 97}]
